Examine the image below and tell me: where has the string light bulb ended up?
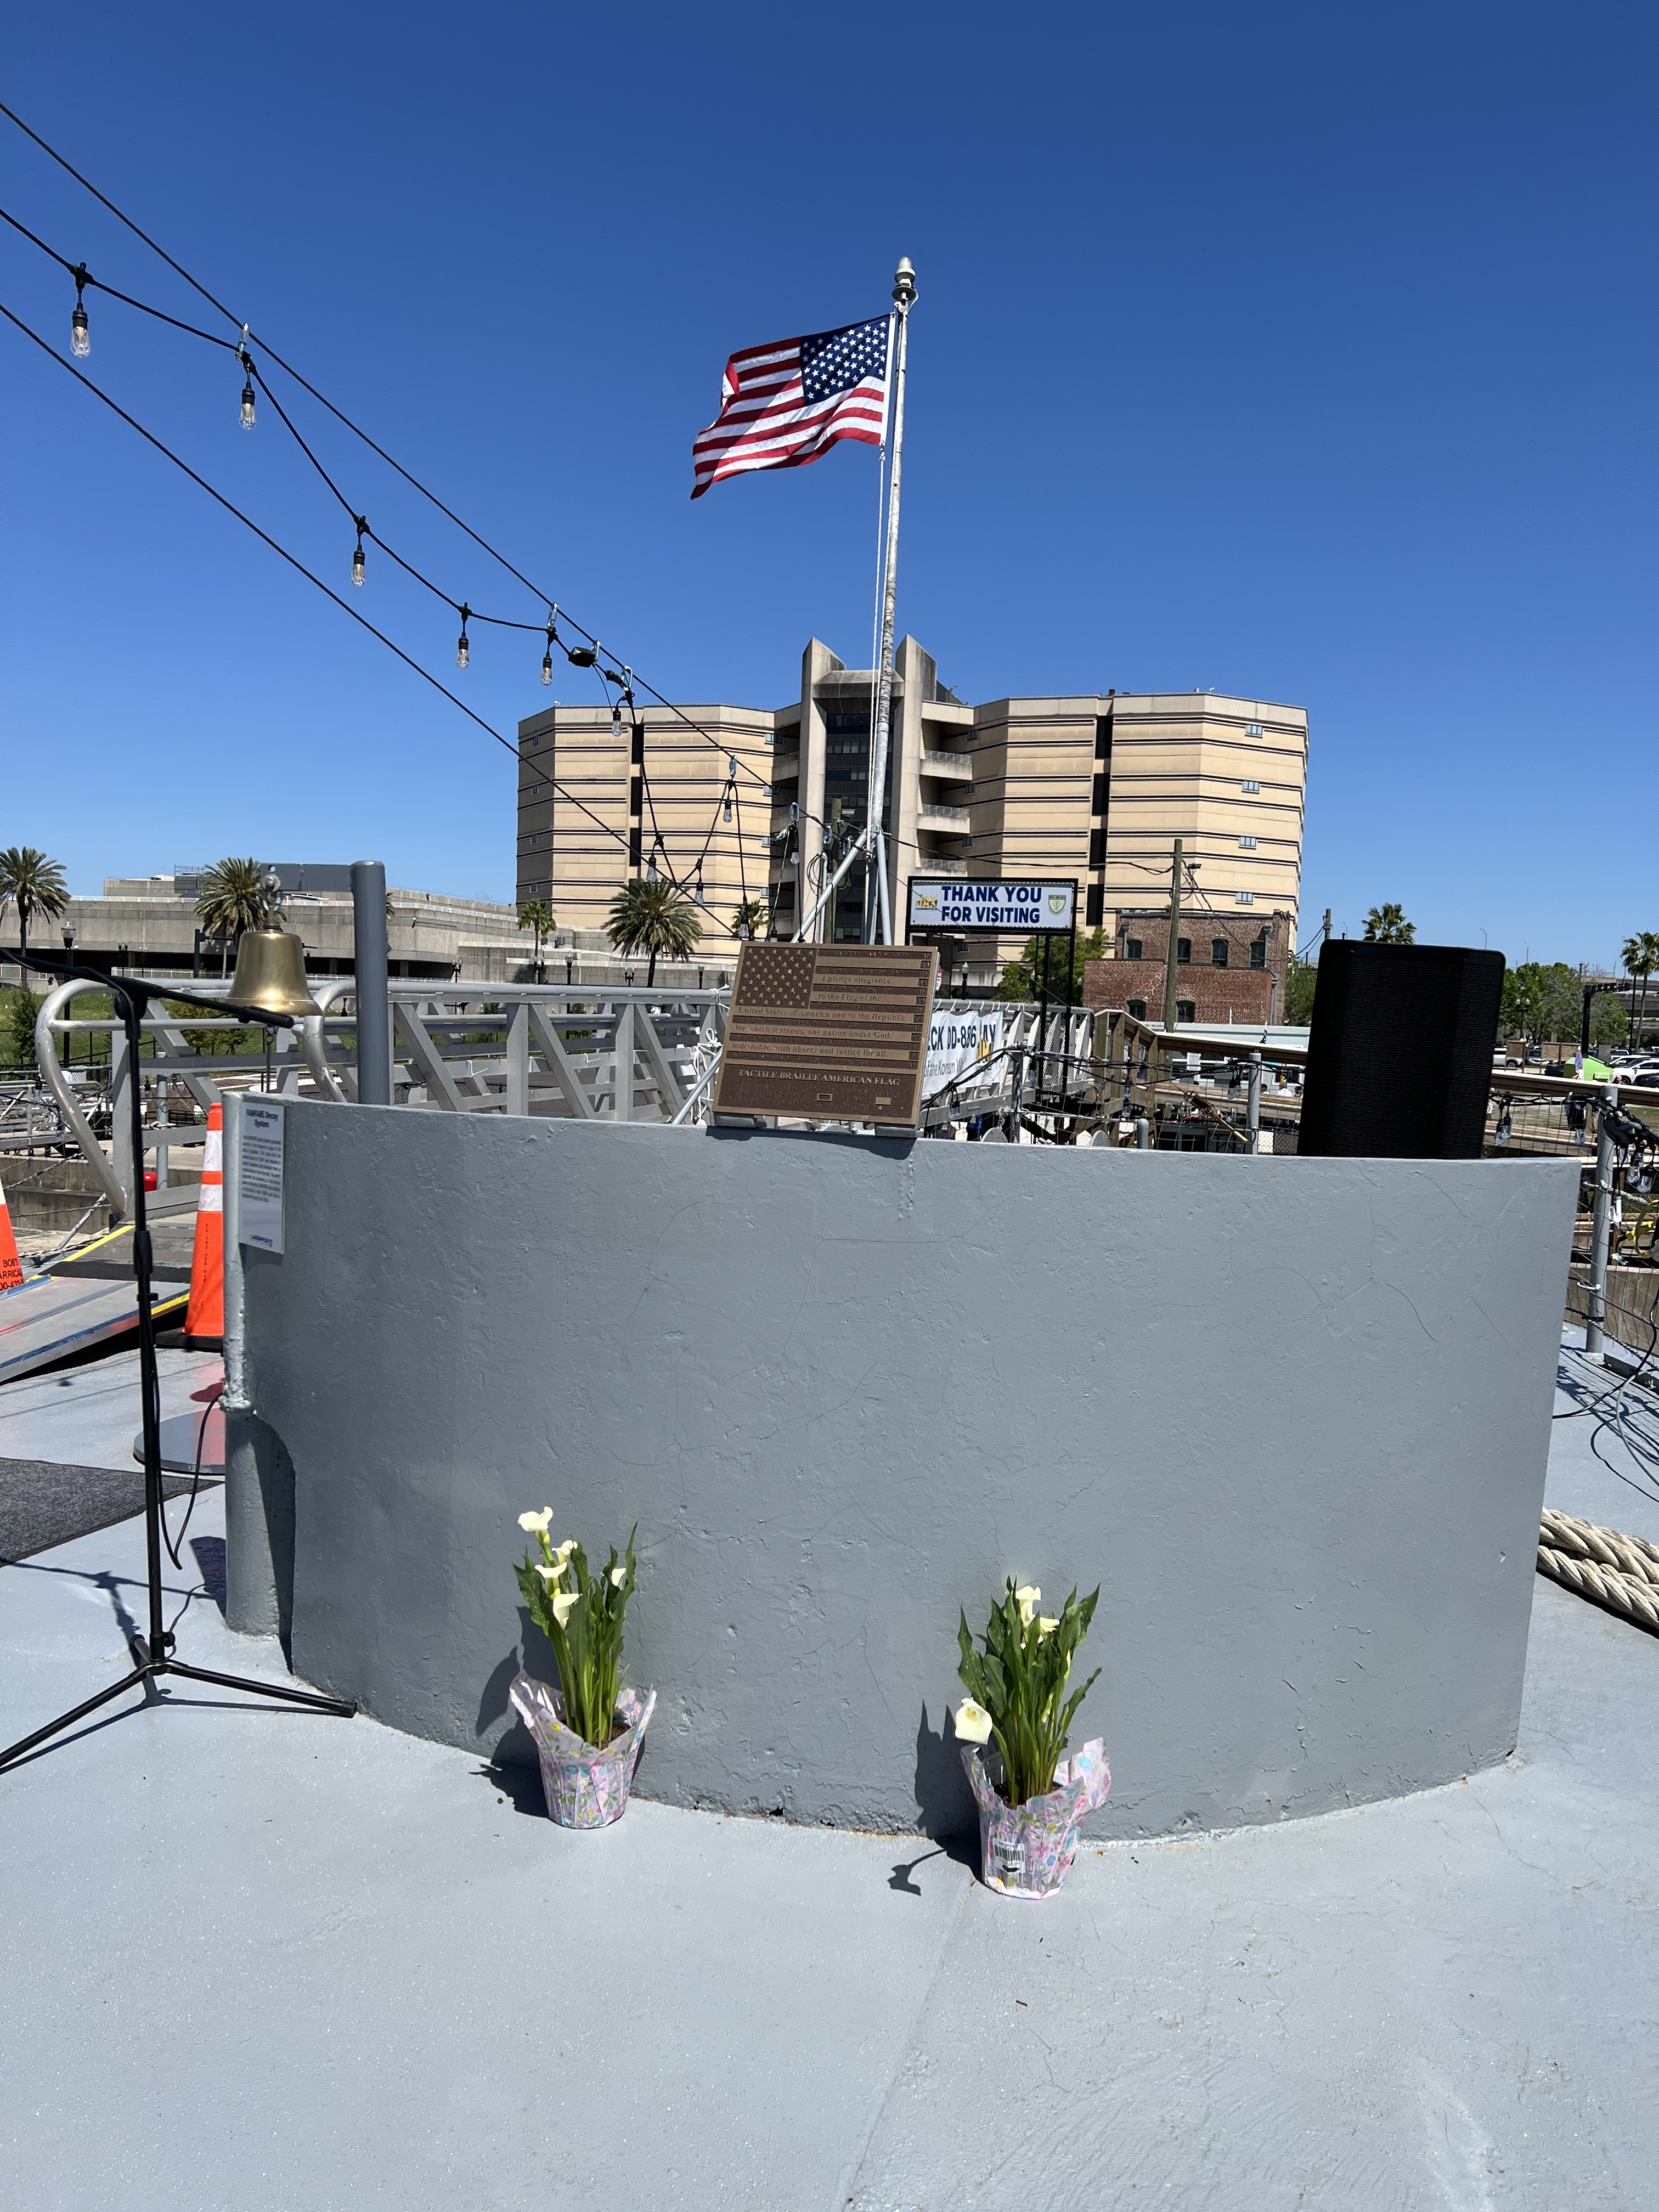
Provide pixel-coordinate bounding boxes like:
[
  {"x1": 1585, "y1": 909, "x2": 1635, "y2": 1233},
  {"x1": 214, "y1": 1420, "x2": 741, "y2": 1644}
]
[
  {"x1": 238, "y1": 332, "x2": 256, "y2": 428},
  {"x1": 70, "y1": 264, "x2": 90, "y2": 357},
  {"x1": 351, "y1": 518, "x2": 367, "y2": 588},
  {"x1": 541, "y1": 648, "x2": 553, "y2": 686},
  {"x1": 695, "y1": 871, "x2": 705, "y2": 907},
  {"x1": 612, "y1": 702, "x2": 623, "y2": 741},
  {"x1": 541, "y1": 606, "x2": 557, "y2": 685},
  {"x1": 723, "y1": 787, "x2": 733, "y2": 825},
  {"x1": 456, "y1": 603, "x2": 471, "y2": 671}
]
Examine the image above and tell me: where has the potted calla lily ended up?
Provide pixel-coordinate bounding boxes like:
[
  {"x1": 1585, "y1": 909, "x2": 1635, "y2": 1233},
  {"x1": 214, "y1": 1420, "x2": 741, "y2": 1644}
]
[
  {"x1": 954, "y1": 1577, "x2": 1109, "y2": 1898},
  {"x1": 508, "y1": 1510, "x2": 654, "y2": 1829}
]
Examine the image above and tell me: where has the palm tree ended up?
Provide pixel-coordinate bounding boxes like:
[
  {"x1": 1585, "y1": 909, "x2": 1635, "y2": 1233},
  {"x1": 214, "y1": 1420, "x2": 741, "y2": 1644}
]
[
  {"x1": 605, "y1": 880, "x2": 702, "y2": 986},
  {"x1": 1363, "y1": 903, "x2": 1416, "y2": 945},
  {"x1": 194, "y1": 857, "x2": 274, "y2": 979},
  {"x1": 730, "y1": 898, "x2": 768, "y2": 942},
  {"x1": 0, "y1": 846, "x2": 70, "y2": 963},
  {"x1": 1621, "y1": 932, "x2": 1659, "y2": 1052},
  {"x1": 518, "y1": 896, "x2": 555, "y2": 981},
  {"x1": 196, "y1": 857, "x2": 273, "y2": 936}
]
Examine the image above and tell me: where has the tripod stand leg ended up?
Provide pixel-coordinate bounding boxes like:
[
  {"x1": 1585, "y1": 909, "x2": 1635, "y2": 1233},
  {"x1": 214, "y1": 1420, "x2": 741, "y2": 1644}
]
[
  {"x1": 0, "y1": 1662, "x2": 154, "y2": 1773},
  {"x1": 163, "y1": 1658, "x2": 357, "y2": 1717}
]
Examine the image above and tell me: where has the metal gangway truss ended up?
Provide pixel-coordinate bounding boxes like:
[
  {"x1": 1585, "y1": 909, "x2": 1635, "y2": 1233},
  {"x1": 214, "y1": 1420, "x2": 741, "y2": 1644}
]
[{"x1": 30, "y1": 976, "x2": 1099, "y2": 1221}]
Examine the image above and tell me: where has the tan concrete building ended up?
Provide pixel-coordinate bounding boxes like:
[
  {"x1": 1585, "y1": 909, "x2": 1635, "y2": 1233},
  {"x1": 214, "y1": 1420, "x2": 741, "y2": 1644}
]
[
  {"x1": 3, "y1": 871, "x2": 530, "y2": 986},
  {"x1": 518, "y1": 644, "x2": 1309, "y2": 981}
]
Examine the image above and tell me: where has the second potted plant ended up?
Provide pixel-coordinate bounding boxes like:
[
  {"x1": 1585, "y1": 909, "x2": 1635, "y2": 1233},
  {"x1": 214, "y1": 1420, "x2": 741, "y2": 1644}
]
[
  {"x1": 954, "y1": 1577, "x2": 1109, "y2": 1898},
  {"x1": 509, "y1": 1510, "x2": 654, "y2": 1830}
]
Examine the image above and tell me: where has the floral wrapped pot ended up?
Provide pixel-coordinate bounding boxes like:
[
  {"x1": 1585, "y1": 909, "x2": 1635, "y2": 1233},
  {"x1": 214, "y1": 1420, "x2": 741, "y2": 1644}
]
[
  {"x1": 509, "y1": 1673, "x2": 656, "y2": 1830},
  {"x1": 962, "y1": 1738, "x2": 1110, "y2": 1899}
]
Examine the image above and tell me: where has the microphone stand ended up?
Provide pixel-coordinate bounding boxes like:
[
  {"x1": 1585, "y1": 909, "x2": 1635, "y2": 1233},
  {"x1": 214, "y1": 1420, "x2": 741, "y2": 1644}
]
[{"x1": 0, "y1": 951, "x2": 354, "y2": 1773}]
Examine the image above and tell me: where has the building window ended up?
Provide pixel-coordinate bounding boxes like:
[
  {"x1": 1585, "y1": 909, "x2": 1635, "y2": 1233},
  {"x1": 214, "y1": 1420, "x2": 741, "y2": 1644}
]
[
  {"x1": 1125, "y1": 936, "x2": 1142, "y2": 961},
  {"x1": 1235, "y1": 891, "x2": 1255, "y2": 905},
  {"x1": 1091, "y1": 774, "x2": 1108, "y2": 816},
  {"x1": 1127, "y1": 998, "x2": 1147, "y2": 1020},
  {"x1": 1249, "y1": 936, "x2": 1267, "y2": 970},
  {"x1": 529, "y1": 834, "x2": 539, "y2": 845},
  {"x1": 1211, "y1": 938, "x2": 1228, "y2": 967},
  {"x1": 1244, "y1": 722, "x2": 1263, "y2": 737},
  {"x1": 1086, "y1": 883, "x2": 1104, "y2": 926},
  {"x1": 1241, "y1": 778, "x2": 1260, "y2": 793},
  {"x1": 1088, "y1": 827, "x2": 1106, "y2": 868},
  {"x1": 1177, "y1": 936, "x2": 1191, "y2": 964},
  {"x1": 1176, "y1": 1000, "x2": 1195, "y2": 1024},
  {"x1": 1238, "y1": 836, "x2": 1257, "y2": 850}
]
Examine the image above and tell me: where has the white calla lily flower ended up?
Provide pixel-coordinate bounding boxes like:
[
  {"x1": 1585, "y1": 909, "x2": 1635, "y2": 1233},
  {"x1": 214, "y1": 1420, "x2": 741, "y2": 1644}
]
[
  {"x1": 1038, "y1": 1616, "x2": 1059, "y2": 1637},
  {"x1": 532, "y1": 1562, "x2": 563, "y2": 1585},
  {"x1": 954, "y1": 1697, "x2": 994, "y2": 1745},
  {"x1": 552, "y1": 1539, "x2": 576, "y2": 1567},
  {"x1": 518, "y1": 1508, "x2": 554, "y2": 1533},
  {"x1": 610, "y1": 1566, "x2": 627, "y2": 1588},
  {"x1": 551, "y1": 1589, "x2": 579, "y2": 1627},
  {"x1": 1014, "y1": 1584, "x2": 1040, "y2": 1626}
]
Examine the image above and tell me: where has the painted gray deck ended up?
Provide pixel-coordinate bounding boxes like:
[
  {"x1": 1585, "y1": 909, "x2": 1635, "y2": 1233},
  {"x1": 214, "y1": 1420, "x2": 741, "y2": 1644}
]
[{"x1": 0, "y1": 1332, "x2": 1654, "y2": 2210}]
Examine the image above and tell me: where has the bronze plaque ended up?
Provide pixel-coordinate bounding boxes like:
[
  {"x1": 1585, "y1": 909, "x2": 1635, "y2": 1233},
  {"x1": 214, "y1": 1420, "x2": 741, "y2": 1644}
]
[{"x1": 713, "y1": 943, "x2": 939, "y2": 1126}]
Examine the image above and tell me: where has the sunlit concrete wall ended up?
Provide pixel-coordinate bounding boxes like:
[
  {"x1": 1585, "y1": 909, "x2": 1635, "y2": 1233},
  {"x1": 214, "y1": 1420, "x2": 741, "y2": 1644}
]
[{"x1": 233, "y1": 1103, "x2": 1576, "y2": 1839}]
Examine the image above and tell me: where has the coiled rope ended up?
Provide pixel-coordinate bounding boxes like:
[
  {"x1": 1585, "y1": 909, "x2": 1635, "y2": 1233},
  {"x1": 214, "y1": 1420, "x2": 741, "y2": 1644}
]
[{"x1": 1537, "y1": 1508, "x2": 1659, "y2": 1637}]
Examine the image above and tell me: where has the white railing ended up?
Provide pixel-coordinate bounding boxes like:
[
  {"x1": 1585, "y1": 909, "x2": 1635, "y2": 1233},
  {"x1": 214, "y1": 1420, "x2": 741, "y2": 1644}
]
[{"x1": 35, "y1": 978, "x2": 731, "y2": 1218}]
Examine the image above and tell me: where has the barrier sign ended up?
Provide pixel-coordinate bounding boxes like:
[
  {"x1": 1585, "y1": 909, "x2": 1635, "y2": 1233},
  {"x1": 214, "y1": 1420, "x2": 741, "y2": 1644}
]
[
  {"x1": 924, "y1": 1007, "x2": 1005, "y2": 1098},
  {"x1": 713, "y1": 942, "x2": 938, "y2": 1127},
  {"x1": 907, "y1": 878, "x2": 1076, "y2": 934}
]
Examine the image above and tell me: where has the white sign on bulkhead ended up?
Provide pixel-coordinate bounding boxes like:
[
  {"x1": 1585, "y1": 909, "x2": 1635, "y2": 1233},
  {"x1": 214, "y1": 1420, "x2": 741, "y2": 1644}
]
[{"x1": 238, "y1": 1100, "x2": 286, "y2": 1254}]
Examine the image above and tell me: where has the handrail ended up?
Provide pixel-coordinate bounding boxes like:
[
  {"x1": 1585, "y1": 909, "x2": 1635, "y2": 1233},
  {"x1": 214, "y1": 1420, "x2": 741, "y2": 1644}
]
[{"x1": 33, "y1": 980, "x2": 129, "y2": 1218}]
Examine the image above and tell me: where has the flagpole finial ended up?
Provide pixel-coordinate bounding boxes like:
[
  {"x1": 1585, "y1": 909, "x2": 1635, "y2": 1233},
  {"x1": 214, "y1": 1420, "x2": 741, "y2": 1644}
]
[{"x1": 893, "y1": 257, "x2": 917, "y2": 307}]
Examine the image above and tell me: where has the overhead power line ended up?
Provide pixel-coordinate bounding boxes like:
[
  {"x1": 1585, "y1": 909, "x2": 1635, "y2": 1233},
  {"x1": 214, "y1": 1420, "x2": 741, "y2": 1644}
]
[
  {"x1": 0, "y1": 99, "x2": 773, "y2": 792},
  {"x1": 0, "y1": 296, "x2": 638, "y2": 863}
]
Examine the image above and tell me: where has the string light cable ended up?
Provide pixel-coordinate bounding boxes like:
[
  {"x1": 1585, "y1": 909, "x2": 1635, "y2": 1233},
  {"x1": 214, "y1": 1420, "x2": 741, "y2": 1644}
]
[
  {"x1": 0, "y1": 295, "x2": 636, "y2": 864},
  {"x1": 0, "y1": 105, "x2": 776, "y2": 794},
  {"x1": 9, "y1": 221, "x2": 718, "y2": 895}
]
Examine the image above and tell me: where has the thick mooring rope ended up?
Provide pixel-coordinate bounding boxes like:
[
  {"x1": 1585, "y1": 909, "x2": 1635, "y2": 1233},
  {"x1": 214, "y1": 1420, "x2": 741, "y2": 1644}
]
[{"x1": 1537, "y1": 1508, "x2": 1659, "y2": 1637}]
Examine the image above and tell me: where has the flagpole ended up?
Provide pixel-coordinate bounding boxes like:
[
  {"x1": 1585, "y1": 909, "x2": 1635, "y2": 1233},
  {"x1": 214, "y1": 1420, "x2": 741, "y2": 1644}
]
[
  {"x1": 795, "y1": 256, "x2": 916, "y2": 946},
  {"x1": 866, "y1": 257, "x2": 915, "y2": 944}
]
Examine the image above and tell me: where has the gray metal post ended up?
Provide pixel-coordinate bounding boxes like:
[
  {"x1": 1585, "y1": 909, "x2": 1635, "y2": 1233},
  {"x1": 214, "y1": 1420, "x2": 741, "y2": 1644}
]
[
  {"x1": 1247, "y1": 1052, "x2": 1262, "y2": 1154},
  {"x1": 351, "y1": 860, "x2": 391, "y2": 1106},
  {"x1": 1136, "y1": 1115, "x2": 1150, "y2": 1149},
  {"x1": 506, "y1": 1003, "x2": 530, "y2": 1118},
  {"x1": 613, "y1": 1000, "x2": 634, "y2": 1122},
  {"x1": 110, "y1": 1023, "x2": 135, "y2": 1218},
  {"x1": 1585, "y1": 1083, "x2": 1617, "y2": 1359}
]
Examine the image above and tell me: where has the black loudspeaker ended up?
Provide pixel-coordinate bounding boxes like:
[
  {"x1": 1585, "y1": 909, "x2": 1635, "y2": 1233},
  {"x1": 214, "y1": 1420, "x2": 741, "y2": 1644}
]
[{"x1": 1298, "y1": 941, "x2": 1505, "y2": 1159}]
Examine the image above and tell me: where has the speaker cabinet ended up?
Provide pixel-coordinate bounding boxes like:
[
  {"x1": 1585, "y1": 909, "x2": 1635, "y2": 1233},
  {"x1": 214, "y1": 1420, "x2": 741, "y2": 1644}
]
[{"x1": 1299, "y1": 942, "x2": 1505, "y2": 1159}]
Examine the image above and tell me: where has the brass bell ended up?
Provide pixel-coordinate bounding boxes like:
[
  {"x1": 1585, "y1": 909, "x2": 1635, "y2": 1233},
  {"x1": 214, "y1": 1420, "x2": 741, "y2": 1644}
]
[{"x1": 227, "y1": 926, "x2": 323, "y2": 1018}]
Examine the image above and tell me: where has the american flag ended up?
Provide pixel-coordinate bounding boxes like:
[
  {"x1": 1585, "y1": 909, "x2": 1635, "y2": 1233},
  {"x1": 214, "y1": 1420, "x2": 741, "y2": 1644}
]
[{"x1": 691, "y1": 317, "x2": 890, "y2": 499}]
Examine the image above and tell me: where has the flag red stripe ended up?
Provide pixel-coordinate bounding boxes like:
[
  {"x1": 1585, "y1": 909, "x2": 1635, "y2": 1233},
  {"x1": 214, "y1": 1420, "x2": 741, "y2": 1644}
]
[{"x1": 691, "y1": 323, "x2": 889, "y2": 499}]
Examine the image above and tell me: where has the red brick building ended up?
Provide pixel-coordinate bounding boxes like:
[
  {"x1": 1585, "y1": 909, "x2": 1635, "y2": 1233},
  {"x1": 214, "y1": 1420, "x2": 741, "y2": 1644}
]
[{"x1": 1083, "y1": 907, "x2": 1294, "y2": 1026}]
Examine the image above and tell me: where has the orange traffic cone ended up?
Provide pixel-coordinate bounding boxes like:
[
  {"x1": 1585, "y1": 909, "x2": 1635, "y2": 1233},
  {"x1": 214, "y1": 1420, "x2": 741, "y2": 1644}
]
[
  {"x1": 0, "y1": 1171, "x2": 23, "y2": 1292},
  {"x1": 183, "y1": 1102, "x2": 224, "y2": 1349}
]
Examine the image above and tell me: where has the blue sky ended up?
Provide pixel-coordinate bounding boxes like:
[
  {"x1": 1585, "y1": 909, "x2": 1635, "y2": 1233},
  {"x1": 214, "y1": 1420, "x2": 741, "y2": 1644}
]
[{"x1": 3, "y1": 2, "x2": 1653, "y2": 967}]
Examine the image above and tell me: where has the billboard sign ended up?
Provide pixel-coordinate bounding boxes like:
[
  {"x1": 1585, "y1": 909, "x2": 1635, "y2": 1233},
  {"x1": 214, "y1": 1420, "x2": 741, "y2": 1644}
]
[
  {"x1": 923, "y1": 1006, "x2": 1005, "y2": 1099},
  {"x1": 907, "y1": 878, "x2": 1076, "y2": 935}
]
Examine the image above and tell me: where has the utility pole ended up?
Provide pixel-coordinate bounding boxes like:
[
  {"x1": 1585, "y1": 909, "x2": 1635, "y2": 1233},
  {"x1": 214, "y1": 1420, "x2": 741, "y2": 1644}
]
[
  {"x1": 1322, "y1": 909, "x2": 1331, "y2": 944},
  {"x1": 1161, "y1": 838, "x2": 1184, "y2": 1032}
]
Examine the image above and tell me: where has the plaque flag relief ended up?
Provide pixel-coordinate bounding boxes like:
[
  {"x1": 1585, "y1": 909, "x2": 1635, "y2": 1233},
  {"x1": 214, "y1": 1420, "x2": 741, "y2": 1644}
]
[{"x1": 712, "y1": 944, "x2": 939, "y2": 1127}]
